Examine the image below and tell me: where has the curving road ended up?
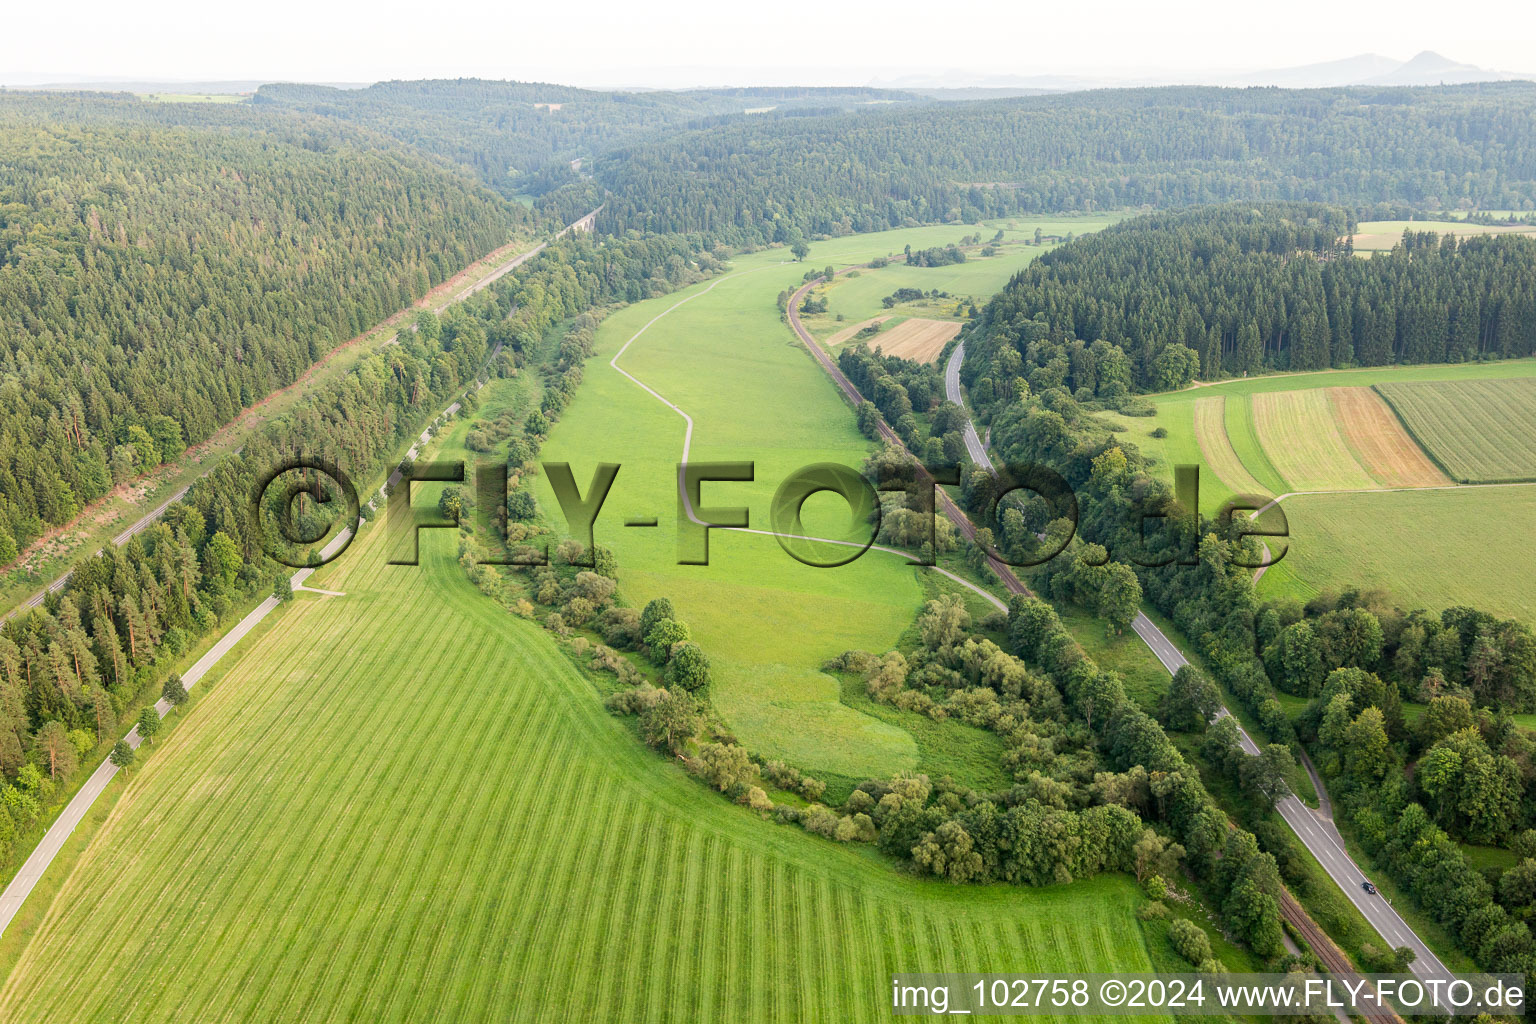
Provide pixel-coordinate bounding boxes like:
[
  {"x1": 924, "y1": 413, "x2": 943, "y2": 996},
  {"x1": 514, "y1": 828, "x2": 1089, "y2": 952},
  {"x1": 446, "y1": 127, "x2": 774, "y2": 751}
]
[{"x1": 942, "y1": 343, "x2": 1448, "y2": 988}]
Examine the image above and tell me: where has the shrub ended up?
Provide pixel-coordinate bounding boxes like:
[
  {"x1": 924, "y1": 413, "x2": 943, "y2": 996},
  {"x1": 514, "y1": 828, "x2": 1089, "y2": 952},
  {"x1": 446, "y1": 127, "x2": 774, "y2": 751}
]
[
  {"x1": 1168, "y1": 918, "x2": 1214, "y2": 966},
  {"x1": 692, "y1": 743, "x2": 757, "y2": 792}
]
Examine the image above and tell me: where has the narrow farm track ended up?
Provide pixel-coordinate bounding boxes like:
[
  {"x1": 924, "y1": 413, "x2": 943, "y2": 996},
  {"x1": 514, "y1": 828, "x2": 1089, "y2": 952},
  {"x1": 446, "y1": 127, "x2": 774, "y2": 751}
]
[
  {"x1": 0, "y1": 521, "x2": 1161, "y2": 1021},
  {"x1": 608, "y1": 266, "x2": 1008, "y2": 612},
  {"x1": 866, "y1": 279, "x2": 1439, "y2": 1008}
]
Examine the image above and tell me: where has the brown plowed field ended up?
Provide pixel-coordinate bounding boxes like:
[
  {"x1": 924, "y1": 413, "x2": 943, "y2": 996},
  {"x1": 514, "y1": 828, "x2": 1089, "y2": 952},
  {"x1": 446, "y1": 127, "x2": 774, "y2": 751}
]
[
  {"x1": 867, "y1": 318, "x2": 960, "y2": 363},
  {"x1": 1328, "y1": 387, "x2": 1449, "y2": 487}
]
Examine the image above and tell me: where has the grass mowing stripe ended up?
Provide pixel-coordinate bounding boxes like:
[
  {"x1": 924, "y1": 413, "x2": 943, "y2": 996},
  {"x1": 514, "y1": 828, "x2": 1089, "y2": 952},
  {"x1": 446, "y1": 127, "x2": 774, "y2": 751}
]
[
  {"x1": 1226, "y1": 392, "x2": 1289, "y2": 496},
  {"x1": 162, "y1": 604, "x2": 406, "y2": 1020},
  {"x1": 1375, "y1": 379, "x2": 1536, "y2": 483},
  {"x1": 343, "y1": 652, "x2": 522, "y2": 1024},
  {"x1": 218, "y1": 592, "x2": 475, "y2": 1023},
  {"x1": 512, "y1": 758, "x2": 612, "y2": 1024},
  {"x1": 1252, "y1": 389, "x2": 1377, "y2": 491},
  {"x1": 581, "y1": 798, "x2": 651, "y2": 1020},
  {"x1": 446, "y1": 703, "x2": 574, "y2": 1023},
  {"x1": 549, "y1": 771, "x2": 632, "y2": 1023},
  {"x1": 29, "y1": 600, "x2": 353, "y2": 1019},
  {"x1": 1, "y1": 513, "x2": 1161, "y2": 1021},
  {"x1": 206, "y1": 578, "x2": 476, "y2": 1022},
  {"x1": 1193, "y1": 396, "x2": 1268, "y2": 497}
]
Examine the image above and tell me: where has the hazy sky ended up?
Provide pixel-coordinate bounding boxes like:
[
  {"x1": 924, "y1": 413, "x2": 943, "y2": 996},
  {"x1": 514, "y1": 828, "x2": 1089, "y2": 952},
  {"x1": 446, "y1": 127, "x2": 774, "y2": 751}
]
[{"x1": 3, "y1": 0, "x2": 1533, "y2": 87}]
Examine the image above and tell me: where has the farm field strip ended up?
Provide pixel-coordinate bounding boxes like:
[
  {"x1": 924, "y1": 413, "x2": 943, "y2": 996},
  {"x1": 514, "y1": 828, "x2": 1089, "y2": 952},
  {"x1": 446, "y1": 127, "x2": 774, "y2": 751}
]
[
  {"x1": 0, "y1": 519, "x2": 1163, "y2": 1022},
  {"x1": 826, "y1": 315, "x2": 893, "y2": 346},
  {"x1": 1192, "y1": 396, "x2": 1270, "y2": 497},
  {"x1": 1327, "y1": 387, "x2": 1449, "y2": 488},
  {"x1": 1251, "y1": 389, "x2": 1378, "y2": 492},
  {"x1": 866, "y1": 318, "x2": 961, "y2": 363},
  {"x1": 1375, "y1": 379, "x2": 1536, "y2": 484},
  {"x1": 1348, "y1": 219, "x2": 1536, "y2": 251}
]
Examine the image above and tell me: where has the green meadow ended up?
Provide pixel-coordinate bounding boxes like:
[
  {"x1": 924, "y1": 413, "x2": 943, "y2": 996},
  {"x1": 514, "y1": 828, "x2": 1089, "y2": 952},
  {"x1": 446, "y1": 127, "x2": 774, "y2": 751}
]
[
  {"x1": 534, "y1": 224, "x2": 1122, "y2": 781},
  {"x1": 798, "y1": 216, "x2": 1122, "y2": 344},
  {"x1": 1255, "y1": 485, "x2": 1536, "y2": 623},
  {"x1": 0, "y1": 520, "x2": 1165, "y2": 1022}
]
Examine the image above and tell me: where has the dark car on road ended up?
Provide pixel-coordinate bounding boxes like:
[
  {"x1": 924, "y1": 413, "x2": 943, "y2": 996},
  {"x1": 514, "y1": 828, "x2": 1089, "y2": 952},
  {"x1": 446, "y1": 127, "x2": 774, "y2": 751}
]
[{"x1": 1362, "y1": 881, "x2": 1378, "y2": 895}]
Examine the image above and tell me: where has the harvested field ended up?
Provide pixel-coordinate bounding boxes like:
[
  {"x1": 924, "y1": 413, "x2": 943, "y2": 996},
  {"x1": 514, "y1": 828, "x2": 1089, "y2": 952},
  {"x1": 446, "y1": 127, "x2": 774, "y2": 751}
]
[
  {"x1": 1328, "y1": 387, "x2": 1449, "y2": 488},
  {"x1": 826, "y1": 315, "x2": 893, "y2": 346},
  {"x1": 1193, "y1": 396, "x2": 1270, "y2": 497},
  {"x1": 867, "y1": 317, "x2": 960, "y2": 363},
  {"x1": 1348, "y1": 220, "x2": 1536, "y2": 251},
  {"x1": 1375, "y1": 379, "x2": 1536, "y2": 484},
  {"x1": 1251, "y1": 389, "x2": 1377, "y2": 492}
]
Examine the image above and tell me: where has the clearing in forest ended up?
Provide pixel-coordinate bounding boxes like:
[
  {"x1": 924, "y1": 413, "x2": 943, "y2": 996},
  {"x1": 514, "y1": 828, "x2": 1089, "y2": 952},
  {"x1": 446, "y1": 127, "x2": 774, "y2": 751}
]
[
  {"x1": 1348, "y1": 219, "x2": 1536, "y2": 251},
  {"x1": 1251, "y1": 389, "x2": 1377, "y2": 492},
  {"x1": 1192, "y1": 396, "x2": 1270, "y2": 498},
  {"x1": 1327, "y1": 387, "x2": 1449, "y2": 488},
  {"x1": 1374, "y1": 379, "x2": 1536, "y2": 484},
  {"x1": 867, "y1": 318, "x2": 961, "y2": 363}
]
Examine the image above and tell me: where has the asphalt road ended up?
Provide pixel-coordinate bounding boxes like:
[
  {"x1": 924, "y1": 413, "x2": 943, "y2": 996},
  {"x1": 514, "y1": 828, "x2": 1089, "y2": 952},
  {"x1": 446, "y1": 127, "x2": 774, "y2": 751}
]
[
  {"x1": 949, "y1": 337, "x2": 1450, "y2": 984},
  {"x1": 944, "y1": 343, "x2": 994, "y2": 470}
]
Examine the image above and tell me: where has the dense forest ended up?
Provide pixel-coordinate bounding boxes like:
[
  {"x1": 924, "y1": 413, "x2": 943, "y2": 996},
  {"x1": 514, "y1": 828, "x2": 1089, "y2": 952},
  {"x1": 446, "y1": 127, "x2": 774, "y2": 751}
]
[
  {"x1": 255, "y1": 80, "x2": 915, "y2": 196},
  {"x1": 0, "y1": 93, "x2": 526, "y2": 560},
  {"x1": 963, "y1": 202, "x2": 1536, "y2": 395},
  {"x1": 595, "y1": 84, "x2": 1536, "y2": 245}
]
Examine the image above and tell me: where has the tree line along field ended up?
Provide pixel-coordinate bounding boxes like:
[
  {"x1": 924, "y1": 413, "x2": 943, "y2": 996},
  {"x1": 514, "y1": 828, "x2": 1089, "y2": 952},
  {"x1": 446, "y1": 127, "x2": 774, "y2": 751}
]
[
  {"x1": 0, "y1": 502, "x2": 1165, "y2": 1023},
  {"x1": 1375, "y1": 379, "x2": 1536, "y2": 483}
]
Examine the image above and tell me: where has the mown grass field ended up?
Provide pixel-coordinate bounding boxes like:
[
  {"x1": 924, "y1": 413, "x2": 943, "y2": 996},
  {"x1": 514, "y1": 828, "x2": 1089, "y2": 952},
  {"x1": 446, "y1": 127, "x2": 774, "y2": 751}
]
[
  {"x1": 1250, "y1": 389, "x2": 1377, "y2": 492},
  {"x1": 533, "y1": 224, "x2": 1121, "y2": 781},
  {"x1": 1328, "y1": 387, "x2": 1448, "y2": 488},
  {"x1": 1255, "y1": 485, "x2": 1536, "y2": 623},
  {"x1": 1375, "y1": 379, "x2": 1536, "y2": 483},
  {"x1": 0, "y1": 521, "x2": 1165, "y2": 1023},
  {"x1": 1193, "y1": 396, "x2": 1268, "y2": 497}
]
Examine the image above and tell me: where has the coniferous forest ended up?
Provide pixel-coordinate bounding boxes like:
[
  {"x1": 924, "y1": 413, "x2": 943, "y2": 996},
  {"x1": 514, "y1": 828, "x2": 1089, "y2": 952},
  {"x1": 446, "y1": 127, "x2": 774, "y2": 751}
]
[
  {"x1": 0, "y1": 93, "x2": 526, "y2": 556},
  {"x1": 964, "y1": 203, "x2": 1536, "y2": 396}
]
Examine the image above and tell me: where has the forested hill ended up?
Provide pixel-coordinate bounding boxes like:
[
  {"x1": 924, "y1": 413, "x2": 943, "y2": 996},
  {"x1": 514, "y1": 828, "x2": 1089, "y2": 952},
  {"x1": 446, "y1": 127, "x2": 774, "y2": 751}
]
[
  {"x1": 594, "y1": 83, "x2": 1536, "y2": 245},
  {"x1": 254, "y1": 80, "x2": 916, "y2": 196},
  {"x1": 0, "y1": 93, "x2": 524, "y2": 560},
  {"x1": 961, "y1": 202, "x2": 1536, "y2": 401}
]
